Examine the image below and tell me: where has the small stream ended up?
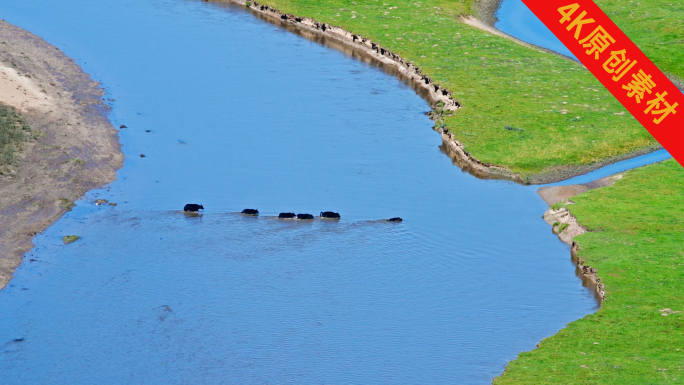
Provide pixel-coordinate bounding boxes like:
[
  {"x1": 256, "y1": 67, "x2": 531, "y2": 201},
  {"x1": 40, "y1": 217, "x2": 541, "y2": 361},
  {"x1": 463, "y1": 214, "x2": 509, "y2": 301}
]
[{"x1": 0, "y1": 0, "x2": 665, "y2": 383}]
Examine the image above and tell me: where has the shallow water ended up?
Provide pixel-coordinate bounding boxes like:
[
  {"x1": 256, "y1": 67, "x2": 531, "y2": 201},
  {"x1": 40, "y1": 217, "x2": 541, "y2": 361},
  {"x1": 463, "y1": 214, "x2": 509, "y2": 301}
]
[{"x1": 1, "y1": 1, "x2": 597, "y2": 383}]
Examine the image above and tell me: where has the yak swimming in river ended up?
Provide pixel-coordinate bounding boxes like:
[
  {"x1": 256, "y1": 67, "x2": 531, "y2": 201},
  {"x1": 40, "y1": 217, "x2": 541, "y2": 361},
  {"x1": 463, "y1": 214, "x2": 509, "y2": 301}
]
[
  {"x1": 297, "y1": 213, "x2": 314, "y2": 220},
  {"x1": 183, "y1": 204, "x2": 204, "y2": 212},
  {"x1": 320, "y1": 211, "x2": 340, "y2": 219},
  {"x1": 278, "y1": 212, "x2": 296, "y2": 218},
  {"x1": 387, "y1": 217, "x2": 403, "y2": 222},
  {"x1": 241, "y1": 209, "x2": 259, "y2": 215}
]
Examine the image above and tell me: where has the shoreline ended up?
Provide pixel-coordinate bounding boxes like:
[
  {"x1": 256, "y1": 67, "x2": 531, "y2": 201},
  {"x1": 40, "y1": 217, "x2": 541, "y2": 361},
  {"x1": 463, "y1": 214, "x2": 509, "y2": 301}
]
[
  {"x1": 542, "y1": 205, "x2": 605, "y2": 302},
  {"x1": 240, "y1": 0, "x2": 461, "y2": 111},
  {"x1": 536, "y1": 174, "x2": 627, "y2": 303},
  {"x1": 217, "y1": 0, "x2": 663, "y2": 186},
  {"x1": 496, "y1": 160, "x2": 684, "y2": 383},
  {"x1": 0, "y1": 20, "x2": 123, "y2": 290}
]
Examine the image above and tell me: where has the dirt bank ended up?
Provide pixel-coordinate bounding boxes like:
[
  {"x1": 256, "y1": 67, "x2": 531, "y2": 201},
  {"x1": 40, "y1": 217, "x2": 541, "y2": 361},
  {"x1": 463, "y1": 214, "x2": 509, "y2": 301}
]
[
  {"x1": 536, "y1": 173, "x2": 633, "y2": 301},
  {"x1": 537, "y1": 174, "x2": 624, "y2": 205},
  {"x1": 542, "y1": 206, "x2": 605, "y2": 301},
  {"x1": 536, "y1": 171, "x2": 634, "y2": 302},
  {"x1": 539, "y1": 179, "x2": 610, "y2": 301},
  {"x1": 0, "y1": 20, "x2": 123, "y2": 290},
  {"x1": 473, "y1": 0, "x2": 503, "y2": 26}
]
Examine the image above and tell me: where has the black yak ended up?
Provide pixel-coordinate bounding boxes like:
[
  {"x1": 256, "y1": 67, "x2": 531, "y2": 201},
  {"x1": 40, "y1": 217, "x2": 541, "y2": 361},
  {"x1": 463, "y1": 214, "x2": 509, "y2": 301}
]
[
  {"x1": 387, "y1": 217, "x2": 403, "y2": 222},
  {"x1": 320, "y1": 211, "x2": 340, "y2": 219},
  {"x1": 297, "y1": 213, "x2": 314, "y2": 220},
  {"x1": 241, "y1": 209, "x2": 259, "y2": 215},
  {"x1": 278, "y1": 212, "x2": 296, "y2": 218},
  {"x1": 184, "y1": 204, "x2": 204, "y2": 212}
]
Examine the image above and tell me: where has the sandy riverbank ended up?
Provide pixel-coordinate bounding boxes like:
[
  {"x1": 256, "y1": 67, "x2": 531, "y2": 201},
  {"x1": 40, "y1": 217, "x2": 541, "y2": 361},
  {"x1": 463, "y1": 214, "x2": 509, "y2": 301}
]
[{"x1": 0, "y1": 20, "x2": 123, "y2": 290}]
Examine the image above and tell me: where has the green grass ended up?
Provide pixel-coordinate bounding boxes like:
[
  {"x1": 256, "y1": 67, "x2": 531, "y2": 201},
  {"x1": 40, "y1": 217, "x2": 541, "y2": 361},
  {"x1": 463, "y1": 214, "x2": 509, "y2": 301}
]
[
  {"x1": 58, "y1": 198, "x2": 75, "y2": 211},
  {"x1": 247, "y1": 0, "x2": 676, "y2": 179},
  {"x1": 0, "y1": 105, "x2": 32, "y2": 172},
  {"x1": 495, "y1": 159, "x2": 684, "y2": 384},
  {"x1": 596, "y1": 0, "x2": 684, "y2": 85}
]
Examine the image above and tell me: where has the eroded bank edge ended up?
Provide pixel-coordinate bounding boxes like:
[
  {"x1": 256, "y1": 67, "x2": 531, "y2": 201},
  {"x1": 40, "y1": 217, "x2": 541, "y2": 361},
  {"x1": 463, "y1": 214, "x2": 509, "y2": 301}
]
[
  {"x1": 536, "y1": 172, "x2": 632, "y2": 303},
  {"x1": 244, "y1": 1, "x2": 460, "y2": 110},
  {"x1": 537, "y1": 174, "x2": 625, "y2": 303},
  {"x1": 543, "y1": 206, "x2": 605, "y2": 302}
]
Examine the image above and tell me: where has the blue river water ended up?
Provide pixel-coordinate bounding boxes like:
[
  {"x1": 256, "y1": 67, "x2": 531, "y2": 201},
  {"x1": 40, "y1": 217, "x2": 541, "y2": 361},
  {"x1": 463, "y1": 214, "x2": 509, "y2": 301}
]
[
  {"x1": 0, "y1": 1, "x2": 612, "y2": 383},
  {"x1": 550, "y1": 148, "x2": 671, "y2": 186},
  {"x1": 495, "y1": 0, "x2": 578, "y2": 59}
]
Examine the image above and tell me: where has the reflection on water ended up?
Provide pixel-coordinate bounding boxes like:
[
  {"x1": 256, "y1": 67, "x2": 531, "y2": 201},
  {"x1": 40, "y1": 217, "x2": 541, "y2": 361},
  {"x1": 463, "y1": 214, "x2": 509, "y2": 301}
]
[
  {"x1": 236, "y1": 1, "x2": 439, "y2": 105},
  {"x1": 439, "y1": 140, "x2": 521, "y2": 183},
  {"x1": 0, "y1": 0, "x2": 596, "y2": 383}
]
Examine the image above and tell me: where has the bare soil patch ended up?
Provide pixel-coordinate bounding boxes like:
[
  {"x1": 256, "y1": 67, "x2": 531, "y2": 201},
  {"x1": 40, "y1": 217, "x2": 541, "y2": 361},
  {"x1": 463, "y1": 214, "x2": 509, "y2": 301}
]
[{"x1": 537, "y1": 174, "x2": 623, "y2": 205}]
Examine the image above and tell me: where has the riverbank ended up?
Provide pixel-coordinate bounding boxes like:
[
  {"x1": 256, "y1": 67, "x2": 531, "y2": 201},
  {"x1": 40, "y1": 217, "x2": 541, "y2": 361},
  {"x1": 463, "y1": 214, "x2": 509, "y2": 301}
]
[
  {"x1": 0, "y1": 20, "x2": 122, "y2": 290},
  {"x1": 495, "y1": 159, "x2": 684, "y2": 384},
  {"x1": 216, "y1": 0, "x2": 662, "y2": 184}
]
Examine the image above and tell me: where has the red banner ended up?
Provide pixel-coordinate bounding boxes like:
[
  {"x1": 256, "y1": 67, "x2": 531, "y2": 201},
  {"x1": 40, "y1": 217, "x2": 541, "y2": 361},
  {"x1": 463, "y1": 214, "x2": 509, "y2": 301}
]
[{"x1": 521, "y1": 0, "x2": 683, "y2": 165}]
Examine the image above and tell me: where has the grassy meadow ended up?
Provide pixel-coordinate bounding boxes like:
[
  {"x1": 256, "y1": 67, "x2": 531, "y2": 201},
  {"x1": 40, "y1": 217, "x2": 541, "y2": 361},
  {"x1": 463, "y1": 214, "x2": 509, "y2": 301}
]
[
  {"x1": 244, "y1": 0, "x2": 681, "y2": 180},
  {"x1": 495, "y1": 160, "x2": 684, "y2": 384}
]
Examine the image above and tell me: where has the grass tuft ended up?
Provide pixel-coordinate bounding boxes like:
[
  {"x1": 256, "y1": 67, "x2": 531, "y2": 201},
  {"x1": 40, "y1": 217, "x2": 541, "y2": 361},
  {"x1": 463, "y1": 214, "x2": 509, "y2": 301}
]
[
  {"x1": 58, "y1": 199, "x2": 75, "y2": 211},
  {"x1": 550, "y1": 201, "x2": 566, "y2": 211},
  {"x1": 0, "y1": 105, "x2": 33, "y2": 172},
  {"x1": 503, "y1": 125, "x2": 523, "y2": 132},
  {"x1": 62, "y1": 235, "x2": 80, "y2": 244}
]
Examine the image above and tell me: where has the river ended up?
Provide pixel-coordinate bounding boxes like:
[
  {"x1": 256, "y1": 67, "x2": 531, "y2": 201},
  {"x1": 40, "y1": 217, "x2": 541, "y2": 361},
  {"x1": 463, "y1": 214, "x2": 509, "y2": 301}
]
[{"x1": 0, "y1": 0, "x2": 605, "y2": 383}]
